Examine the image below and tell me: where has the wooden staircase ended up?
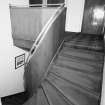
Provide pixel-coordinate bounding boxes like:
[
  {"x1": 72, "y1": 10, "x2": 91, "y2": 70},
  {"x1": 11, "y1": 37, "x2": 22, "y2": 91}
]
[
  {"x1": 1, "y1": 34, "x2": 104, "y2": 105},
  {"x1": 8, "y1": 5, "x2": 104, "y2": 105},
  {"x1": 23, "y1": 33, "x2": 104, "y2": 105}
]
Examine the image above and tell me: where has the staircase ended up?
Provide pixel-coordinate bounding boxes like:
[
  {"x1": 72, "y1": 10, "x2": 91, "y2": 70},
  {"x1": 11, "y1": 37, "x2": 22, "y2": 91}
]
[
  {"x1": 8, "y1": 4, "x2": 104, "y2": 105},
  {"x1": 23, "y1": 33, "x2": 104, "y2": 105},
  {"x1": 1, "y1": 33, "x2": 104, "y2": 105}
]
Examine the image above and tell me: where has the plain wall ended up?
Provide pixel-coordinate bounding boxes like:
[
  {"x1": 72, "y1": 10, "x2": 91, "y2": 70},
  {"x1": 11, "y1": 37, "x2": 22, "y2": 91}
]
[
  {"x1": 0, "y1": 0, "x2": 28, "y2": 97},
  {"x1": 9, "y1": 0, "x2": 29, "y2": 5},
  {"x1": 65, "y1": 0, "x2": 85, "y2": 32}
]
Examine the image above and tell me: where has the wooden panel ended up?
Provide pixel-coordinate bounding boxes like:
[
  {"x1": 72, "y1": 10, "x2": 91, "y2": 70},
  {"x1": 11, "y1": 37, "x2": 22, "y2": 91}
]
[
  {"x1": 47, "y1": 0, "x2": 64, "y2": 4},
  {"x1": 10, "y1": 6, "x2": 57, "y2": 49},
  {"x1": 29, "y1": 0, "x2": 42, "y2": 4},
  {"x1": 81, "y1": 0, "x2": 105, "y2": 35},
  {"x1": 24, "y1": 7, "x2": 66, "y2": 95}
]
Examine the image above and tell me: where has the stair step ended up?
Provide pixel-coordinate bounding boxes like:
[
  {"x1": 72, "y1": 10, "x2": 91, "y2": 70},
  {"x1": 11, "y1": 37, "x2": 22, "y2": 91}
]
[
  {"x1": 64, "y1": 33, "x2": 80, "y2": 42},
  {"x1": 64, "y1": 41, "x2": 103, "y2": 52},
  {"x1": 58, "y1": 54, "x2": 103, "y2": 68},
  {"x1": 42, "y1": 81, "x2": 72, "y2": 105},
  {"x1": 65, "y1": 33, "x2": 83, "y2": 43},
  {"x1": 47, "y1": 73, "x2": 99, "y2": 105},
  {"x1": 65, "y1": 35, "x2": 93, "y2": 46},
  {"x1": 65, "y1": 33, "x2": 95, "y2": 43},
  {"x1": 49, "y1": 65, "x2": 101, "y2": 94},
  {"x1": 63, "y1": 45, "x2": 104, "y2": 56},
  {"x1": 36, "y1": 88, "x2": 49, "y2": 105},
  {"x1": 90, "y1": 37, "x2": 103, "y2": 50},
  {"x1": 66, "y1": 35, "x2": 102, "y2": 47},
  {"x1": 64, "y1": 41, "x2": 90, "y2": 48},
  {"x1": 60, "y1": 47, "x2": 104, "y2": 63},
  {"x1": 55, "y1": 57, "x2": 103, "y2": 74}
]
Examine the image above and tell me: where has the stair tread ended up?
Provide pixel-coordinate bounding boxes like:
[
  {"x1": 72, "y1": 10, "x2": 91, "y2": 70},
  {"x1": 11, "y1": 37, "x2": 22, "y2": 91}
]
[
  {"x1": 36, "y1": 88, "x2": 49, "y2": 105},
  {"x1": 61, "y1": 47, "x2": 104, "y2": 62},
  {"x1": 64, "y1": 39, "x2": 103, "y2": 51},
  {"x1": 42, "y1": 81, "x2": 71, "y2": 105},
  {"x1": 65, "y1": 42, "x2": 103, "y2": 50},
  {"x1": 63, "y1": 46, "x2": 104, "y2": 55},
  {"x1": 55, "y1": 57, "x2": 103, "y2": 73},
  {"x1": 65, "y1": 33, "x2": 83, "y2": 43},
  {"x1": 52, "y1": 64, "x2": 102, "y2": 80},
  {"x1": 49, "y1": 64, "x2": 101, "y2": 94},
  {"x1": 58, "y1": 54, "x2": 103, "y2": 68},
  {"x1": 66, "y1": 39, "x2": 103, "y2": 47},
  {"x1": 65, "y1": 34, "x2": 94, "y2": 43},
  {"x1": 47, "y1": 73, "x2": 99, "y2": 105},
  {"x1": 64, "y1": 33, "x2": 80, "y2": 42}
]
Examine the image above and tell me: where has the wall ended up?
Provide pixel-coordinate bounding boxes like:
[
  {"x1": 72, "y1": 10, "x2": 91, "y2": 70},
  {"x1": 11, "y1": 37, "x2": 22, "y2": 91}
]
[
  {"x1": 10, "y1": 7, "x2": 57, "y2": 50},
  {"x1": 65, "y1": 0, "x2": 85, "y2": 32},
  {"x1": 81, "y1": 0, "x2": 105, "y2": 35},
  {"x1": 9, "y1": 0, "x2": 29, "y2": 5},
  {"x1": 0, "y1": 0, "x2": 28, "y2": 97}
]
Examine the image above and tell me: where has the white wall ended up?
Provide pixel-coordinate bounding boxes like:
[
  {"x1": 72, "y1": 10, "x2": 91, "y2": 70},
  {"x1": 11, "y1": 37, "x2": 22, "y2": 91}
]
[
  {"x1": 0, "y1": 99, "x2": 1, "y2": 105},
  {"x1": 65, "y1": 0, "x2": 85, "y2": 32},
  {"x1": 0, "y1": 0, "x2": 28, "y2": 97},
  {"x1": 9, "y1": 0, "x2": 29, "y2": 5}
]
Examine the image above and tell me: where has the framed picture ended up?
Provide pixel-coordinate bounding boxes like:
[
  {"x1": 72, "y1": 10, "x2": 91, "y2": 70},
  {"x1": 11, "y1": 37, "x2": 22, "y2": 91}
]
[{"x1": 15, "y1": 54, "x2": 25, "y2": 69}]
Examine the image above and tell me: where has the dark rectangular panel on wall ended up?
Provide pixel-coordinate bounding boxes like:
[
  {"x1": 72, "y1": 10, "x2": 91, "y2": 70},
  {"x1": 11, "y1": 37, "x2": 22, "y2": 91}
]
[
  {"x1": 47, "y1": 0, "x2": 64, "y2": 4},
  {"x1": 29, "y1": 0, "x2": 42, "y2": 4},
  {"x1": 81, "y1": 0, "x2": 105, "y2": 35}
]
